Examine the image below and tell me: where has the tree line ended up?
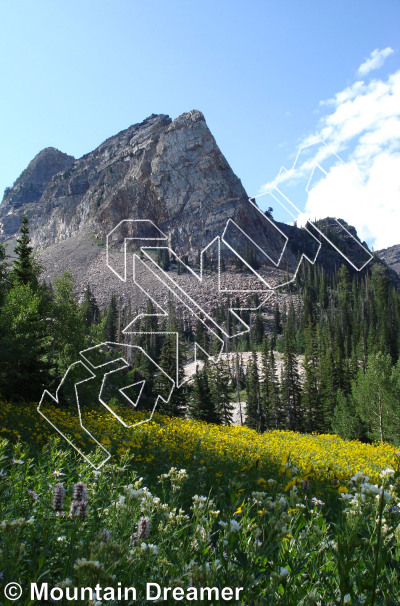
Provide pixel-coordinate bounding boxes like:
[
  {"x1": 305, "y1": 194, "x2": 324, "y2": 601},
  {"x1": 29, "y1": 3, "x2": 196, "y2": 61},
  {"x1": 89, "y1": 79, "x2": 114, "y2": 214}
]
[{"x1": 1, "y1": 216, "x2": 400, "y2": 445}]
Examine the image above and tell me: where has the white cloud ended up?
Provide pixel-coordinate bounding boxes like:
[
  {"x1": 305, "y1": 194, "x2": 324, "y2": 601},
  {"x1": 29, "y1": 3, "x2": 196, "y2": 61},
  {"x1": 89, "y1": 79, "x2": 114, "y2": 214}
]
[
  {"x1": 259, "y1": 62, "x2": 400, "y2": 250},
  {"x1": 357, "y1": 47, "x2": 394, "y2": 76},
  {"x1": 297, "y1": 154, "x2": 400, "y2": 250}
]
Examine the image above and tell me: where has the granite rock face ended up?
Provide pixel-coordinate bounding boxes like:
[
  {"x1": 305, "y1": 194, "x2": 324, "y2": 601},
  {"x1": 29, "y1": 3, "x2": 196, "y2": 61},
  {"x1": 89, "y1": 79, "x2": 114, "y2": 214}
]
[{"x1": 0, "y1": 111, "x2": 277, "y2": 260}]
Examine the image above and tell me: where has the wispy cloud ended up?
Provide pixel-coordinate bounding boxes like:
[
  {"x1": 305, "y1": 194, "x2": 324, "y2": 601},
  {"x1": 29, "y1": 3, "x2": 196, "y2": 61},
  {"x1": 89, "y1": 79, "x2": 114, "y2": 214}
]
[
  {"x1": 357, "y1": 47, "x2": 394, "y2": 76},
  {"x1": 259, "y1": 61, "x2": 400, "y2": 250}
]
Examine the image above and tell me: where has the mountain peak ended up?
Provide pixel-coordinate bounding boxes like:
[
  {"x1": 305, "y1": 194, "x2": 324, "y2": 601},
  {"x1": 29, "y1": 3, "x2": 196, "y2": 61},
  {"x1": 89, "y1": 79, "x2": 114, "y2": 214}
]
[
  {"x1": 0, "y1": 110, "x2": 248, "y2": 249},
  {"x1": 0, "y1": 147, "x2": 75, "y2": 237}
]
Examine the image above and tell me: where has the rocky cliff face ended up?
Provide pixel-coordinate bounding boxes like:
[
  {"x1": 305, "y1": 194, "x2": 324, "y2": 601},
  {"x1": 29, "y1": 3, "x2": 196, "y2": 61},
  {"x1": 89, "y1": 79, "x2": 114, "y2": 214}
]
[
  {"x1": 3, "y1": 109, "x2": 392, "y2": 308},
  {"x1": 377, "y1": 245, "x2": 400, "y2": 278},
  {"x1": 0, "y1": 110, "x2": 276, "y2": 259},
  {"x1": 0, "y1": 147, "x2": 74, "y2": 237}
]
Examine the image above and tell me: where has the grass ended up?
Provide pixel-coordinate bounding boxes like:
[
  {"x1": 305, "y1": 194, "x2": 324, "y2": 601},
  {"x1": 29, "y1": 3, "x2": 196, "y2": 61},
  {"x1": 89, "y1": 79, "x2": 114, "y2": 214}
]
[{"x1": 1, "y1": 401, "x2": 400, "y2": 604}]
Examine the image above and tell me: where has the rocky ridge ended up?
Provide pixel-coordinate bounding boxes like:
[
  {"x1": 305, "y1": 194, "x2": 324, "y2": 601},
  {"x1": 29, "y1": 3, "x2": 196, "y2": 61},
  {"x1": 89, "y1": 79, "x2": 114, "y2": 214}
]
[
  {"x1": 2, "y1": 109, "x2": 397, "y2": 313},
  {"x1": 0, "y1": 111, "x2": 282, "y2": 263},
  {"x1": 377, "y1": 244, "x2": 400, "y2": 278}
]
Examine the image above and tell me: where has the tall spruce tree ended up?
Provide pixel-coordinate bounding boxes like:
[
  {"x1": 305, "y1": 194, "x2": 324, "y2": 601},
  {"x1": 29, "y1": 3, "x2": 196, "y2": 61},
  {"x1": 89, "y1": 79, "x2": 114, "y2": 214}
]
[
  {"x1": 189, "y1": 361, "x2": 219, "y2": 423},
  {"x1": 0, "y1": 282, "x2": 49, "y2": 400},
  {"x1": 210, "y1": 359, "x2": 234, "y2": 425},
  {"x1": 246, "y1": 351, "x2": 264, "y2": 432},
  {"x1": 261, "y1": 338, "x2": 281, "y2": 429},
  {"x1": 104, "y1": 293, "x2": 118, "y2": 342},
  {"x1": 12, "y1": 215, "x2": 41, "y2": 289},
  {"x1": 281, "y1": 303, "x2": 302, "y2": 431},
  {"x1": 156, "y1": 333, "x2": 186, "y2": 418},
  {"x1": 81, "y1": 284, "x2": 100, "y2": 328},
  {"x1": 301, "y1": 322, "x2": 321, "y2": 432},
  {"x1": 49, "y1": 272, "x2": 88, "y2": 378}
]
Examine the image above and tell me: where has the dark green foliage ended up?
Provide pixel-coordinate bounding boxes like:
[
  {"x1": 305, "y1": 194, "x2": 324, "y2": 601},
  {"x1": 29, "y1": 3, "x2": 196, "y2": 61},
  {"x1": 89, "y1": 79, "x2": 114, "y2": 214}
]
[
  {"x1": 103, "y1": 293, "x2": 118, "y2": 342},
  {"x1": 334, "y1": 352, "x2": 400, "y2": 444},
  {"x1": 246, "y1": 352, "x2": 264, "y2": 432},
  {"x1": 209, "y1": 358, "x2": 234, "y2": 425},
  {"x1": 261, "y1": 338, "x2": 281, "y2": 430},
  {"x1": 157, "y1": 248, "x2": 170, "y2": 271},
  {"x1": 281, "y1": 303, "x2": 302, "y2": 431},
  {"x1": 188, "y1": 361, "x2": 219, "y2": 423},
  {"x1": 156, "y1": 333, "x2": 186, "y2": 418},
  {"x1": 11, "y1": 215, "x2": 41, "y2": 289},
  {"x1": 2, "y1": 213, "x2": 400, "y2": 447},
  {"x1": 81, "y1": 284, "x2": 100, "y2": 327},
  {"x1": 0, "y1": 282, "x2": 49, "y2": 400},
  {"x1": 47, "y1": 272, "x2": 89, "y2": 378},
  {"x1": 251, "y1": 309, "x2": 264, "y2": 345}
]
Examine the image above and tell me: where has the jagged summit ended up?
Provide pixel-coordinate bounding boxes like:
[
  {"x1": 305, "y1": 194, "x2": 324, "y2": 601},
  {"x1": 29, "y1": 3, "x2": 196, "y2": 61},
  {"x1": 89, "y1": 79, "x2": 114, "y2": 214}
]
[
  {"x1": 0, "y1": 109, "x2": 254, "y2": 253},
  {"x1": 2, "y1": 109, "x2": 394, "y2": 305},
  {"x1": 1, "y1": 147, "x2": 75, "y2": 236}
]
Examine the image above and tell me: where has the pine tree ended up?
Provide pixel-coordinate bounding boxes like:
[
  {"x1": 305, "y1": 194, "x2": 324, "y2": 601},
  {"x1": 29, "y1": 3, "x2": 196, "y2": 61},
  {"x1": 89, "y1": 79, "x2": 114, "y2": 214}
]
[
  {"x1": 351, "y1": 352, "x2": 400, "y2": 444},
  {"x1": 104, "y1": 293, "x2": 118, "y2": 342},
  {"x1": 210, "y1": 359, "x2": 234, "y2": 425},
  {"x1": 252, "y1": 310, "x2": 264, "y2": 346},
  {"x1": 189, "y1": 361, "x2": 219, "y2": 423},
  {"x1": 301, "y1": 322, "x2": 321, "y2": 432},
  {"x1": 81, "y1": 284, "x2": 100, "y2": 328},
  {"x1": 246, "y1": 352, "x2": 264, "y2": 432},
  {"x1": 49, "y1": 272, "x2": 88, "y2": 377},
  {"x1": 234, "y1": 352, "x2": 245, "y2": 425},
  {"x1": 332, "y1": 389, "x2": 365, "y2": 441},
  {"x1": 281, "y1": 304, "x2": 302, "y2": 431},
  {"x1": 12, "y1": 215, "x2": 41, "y2": 288},
  {"x1": 195, "y1": 318, "x2": 208, "y2": 356},
  {"x1": 272, "y1": 303, "x2": 282, "y2": 348},
  {"x1": 0, "y1": 282, "x2": 49, "y2": 400},
  {"x1": 156, "y1": 333, "x2": 186, "y2": 417},
  {"x1": 260, "y1": 337, "x2": 283, "y2": 429}
]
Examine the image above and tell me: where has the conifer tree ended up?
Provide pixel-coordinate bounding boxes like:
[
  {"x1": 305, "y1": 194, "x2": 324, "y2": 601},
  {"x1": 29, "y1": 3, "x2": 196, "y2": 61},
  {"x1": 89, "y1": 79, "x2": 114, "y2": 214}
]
[
  {"x1": 189, "y1": 361, "x2": 219, "y2": 423},
  {"x1": 156, "y1": 333, "x2": 186, "y2": 418},
  {"x1": 0, "y1": 282, "x2": 49, "y2": 400},
  {"x1": 281, "y1": 304, "x2": 302, "y2": 431},
  {"x1": 81, "y1": 284, "x2": 100, "y2": 328},
  {"x1": 210, "y1": 359, "x2": 234, "y2": 425},
  {"x1": 261, "y1": 337, "x2": 280, "y2": 429},
  {"x1": 252, "y1": 310, "x2": 264, "y2": 346},
  {"x1": 234, "y1": 352, "x2": 245, "y2": 425},
  {"x1": 12, "y1": 215, "x2": 41, "y2": 289},
  {"x1": 246, "y1": 351, "x2": 264, "y2": 432},
  {"x1": 104, "y1": 293, "x2": 118, "y2": 342},
  {"x1": 351, "y1": 352, "x2": 400, "y2": 444},
  {"x1": 301, "y1": 322, "x2": 321, "y2": 432},
  {"x1": 49, "y1": 272, "x2": 88, "y2": 377},
  {"x1": 195, "y1": 318, "x2": 208, "y2": 356}
]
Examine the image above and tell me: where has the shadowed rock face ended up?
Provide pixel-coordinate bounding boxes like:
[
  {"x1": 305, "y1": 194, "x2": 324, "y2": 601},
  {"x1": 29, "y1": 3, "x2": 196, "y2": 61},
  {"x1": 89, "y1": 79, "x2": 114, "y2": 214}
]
[
  {"x1": 0, "y1": 110, "x2": 276, "y2": 259},
  {"x1": 377, "y1": 245, "x2": 400, "y2": 278},
  {"x1": 0, "y1": 147, "x2": 75, "y2": 236}
]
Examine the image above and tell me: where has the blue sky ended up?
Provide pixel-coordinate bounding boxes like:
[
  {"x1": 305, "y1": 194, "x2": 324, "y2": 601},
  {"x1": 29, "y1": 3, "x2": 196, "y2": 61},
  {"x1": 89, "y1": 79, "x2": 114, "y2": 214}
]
[{"x1": 1, "y1": 0, "x2": 399, "y2": 248}]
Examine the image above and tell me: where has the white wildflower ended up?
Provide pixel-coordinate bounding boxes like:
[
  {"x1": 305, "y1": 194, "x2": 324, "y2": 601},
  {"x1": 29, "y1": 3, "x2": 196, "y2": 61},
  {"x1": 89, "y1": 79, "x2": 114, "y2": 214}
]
[
  {"x1": 380, "y1": 468, "x2": 395, "y2": 480},
  {"x1": 230, "y1": 519, "x2": 240, "y2": 532}
]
